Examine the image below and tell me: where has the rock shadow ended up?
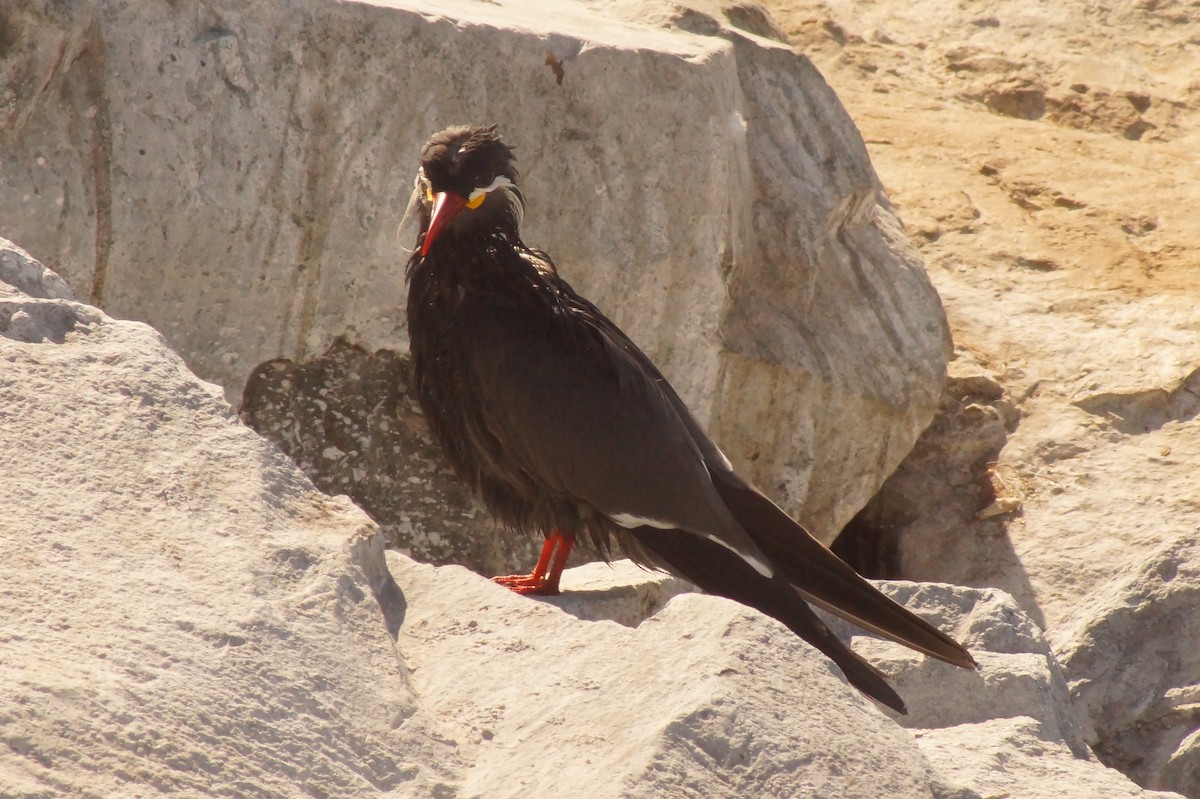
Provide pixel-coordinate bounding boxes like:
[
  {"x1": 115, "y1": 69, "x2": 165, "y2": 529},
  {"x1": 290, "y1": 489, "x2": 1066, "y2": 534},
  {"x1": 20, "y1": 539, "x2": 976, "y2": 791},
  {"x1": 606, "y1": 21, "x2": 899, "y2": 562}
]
[
  {"x1": 833, "y1": 360, "x2": 1047, "y2": 629},
  {"x1": 1073, "y1": 365, "x2": 1200, "y2": 435}
]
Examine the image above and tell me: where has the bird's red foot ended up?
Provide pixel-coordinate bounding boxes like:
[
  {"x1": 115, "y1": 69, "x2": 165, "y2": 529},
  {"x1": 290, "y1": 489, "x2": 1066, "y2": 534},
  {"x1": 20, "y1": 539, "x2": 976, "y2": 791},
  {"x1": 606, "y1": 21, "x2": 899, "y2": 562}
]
[
  {"x1": 492, "y1": 530, "x2": 574, "y2": 597},
  {"x1": 491, "y1": 572, "x2": 562, "y2": 596}
]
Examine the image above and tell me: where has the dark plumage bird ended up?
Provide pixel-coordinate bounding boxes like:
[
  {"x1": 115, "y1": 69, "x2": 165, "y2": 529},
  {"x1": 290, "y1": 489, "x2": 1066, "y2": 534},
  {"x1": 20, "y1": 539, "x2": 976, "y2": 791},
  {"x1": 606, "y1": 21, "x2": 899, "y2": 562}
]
[{"x1": 404, "y1": 124, "x2": 976, "y2": 714}]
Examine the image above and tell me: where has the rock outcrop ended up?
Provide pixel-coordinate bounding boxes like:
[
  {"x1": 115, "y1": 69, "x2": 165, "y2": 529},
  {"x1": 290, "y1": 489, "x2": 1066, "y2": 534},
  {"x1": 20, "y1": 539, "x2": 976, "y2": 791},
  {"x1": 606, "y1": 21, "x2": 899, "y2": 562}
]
[
  {"x1": 0, "y1": 239, "x2": 452, "y2": 796},
  {"x1": 769, "y1": 0, "x2": 1200, "y2": 794},
  {"x1": 237, "y1": 339, "x2": 517, "y2": 572},
  {"x1": 5, "y1": 0, "x2": 1200, "y2": 795},
  {"x1": 1, "y1": 239, "x2": 1181, "y2": 797},
  {"x1": 0, "y1": 0, "x2": 949, "y2": 564}
]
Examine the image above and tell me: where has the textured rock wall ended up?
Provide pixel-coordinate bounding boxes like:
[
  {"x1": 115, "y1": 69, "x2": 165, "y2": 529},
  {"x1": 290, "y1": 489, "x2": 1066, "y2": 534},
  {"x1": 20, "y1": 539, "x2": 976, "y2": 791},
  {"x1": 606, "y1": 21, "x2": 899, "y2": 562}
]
[
  {"x1": 0, "y1": 0, "x2": 949, "y2": 550},
  {"x1": 764, "y1": 0, "x2": 1200, "y2": 794},
  {"x1": 0, "y1": 238, "x2": 1181, "y2": 797},
  {"x1": 239, "y1": 339, "x2": 532, "y2": 572},
  {"x1": 0, "y1": 238, "x2": 456, "y2": 797}
]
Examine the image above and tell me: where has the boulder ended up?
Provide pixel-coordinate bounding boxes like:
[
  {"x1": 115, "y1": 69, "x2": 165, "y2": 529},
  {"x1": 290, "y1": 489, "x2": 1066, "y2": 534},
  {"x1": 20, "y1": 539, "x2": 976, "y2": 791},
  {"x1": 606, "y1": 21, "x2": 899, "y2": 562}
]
[
  {"x1": 237, "y1": 338, "x2": 525, "y2": 573},
  {"x1": 0, "y1": 0, "x2": 949, "y2": 556},
  {"x1": 0, "y1": 238, "x2": 450, "y2": 796},
  {"x1": 1055, "y1": 536, "x2": 1200, "y2": 793},
  {"x1": 1, "y1": 236, "x2": 1178, "y2": 799}
]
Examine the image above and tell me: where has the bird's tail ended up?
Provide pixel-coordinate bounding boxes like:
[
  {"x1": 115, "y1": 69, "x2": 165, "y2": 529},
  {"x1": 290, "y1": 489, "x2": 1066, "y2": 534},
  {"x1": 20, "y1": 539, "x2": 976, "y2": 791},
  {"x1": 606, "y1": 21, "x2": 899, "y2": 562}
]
[
  {"x1": 635, "y1": 529, "x2": 910, "y2": 713},
  {"x1": 711, "y1": 472, "x2": 977, "y2": 671}
]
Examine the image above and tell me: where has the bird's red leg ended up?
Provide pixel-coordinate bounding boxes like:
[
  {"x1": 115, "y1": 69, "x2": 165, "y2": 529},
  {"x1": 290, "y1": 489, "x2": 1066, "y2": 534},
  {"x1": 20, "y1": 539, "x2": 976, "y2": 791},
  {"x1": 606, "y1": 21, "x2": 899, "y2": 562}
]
[{"x1": 492, "y1": 530, "x2": 575, "y2": 596}]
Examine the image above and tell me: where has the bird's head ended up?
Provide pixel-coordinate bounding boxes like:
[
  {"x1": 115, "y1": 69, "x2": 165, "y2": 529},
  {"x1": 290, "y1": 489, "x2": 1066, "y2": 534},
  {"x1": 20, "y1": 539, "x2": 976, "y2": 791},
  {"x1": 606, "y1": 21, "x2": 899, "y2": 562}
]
[{"x1": 409, "y1": 125, "x2": 525, "y2": 257}]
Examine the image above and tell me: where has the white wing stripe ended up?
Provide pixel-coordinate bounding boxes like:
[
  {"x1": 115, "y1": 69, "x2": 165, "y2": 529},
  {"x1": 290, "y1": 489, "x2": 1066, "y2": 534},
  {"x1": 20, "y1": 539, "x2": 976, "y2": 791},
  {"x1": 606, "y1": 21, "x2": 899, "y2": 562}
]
[{"x1": 608, "y1": 513, "x2": 773, "y2": 578}]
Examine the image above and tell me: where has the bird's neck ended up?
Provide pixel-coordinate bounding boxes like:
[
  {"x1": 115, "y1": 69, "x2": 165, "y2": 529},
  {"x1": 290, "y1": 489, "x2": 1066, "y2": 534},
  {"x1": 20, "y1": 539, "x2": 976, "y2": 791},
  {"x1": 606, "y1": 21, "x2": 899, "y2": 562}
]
[{"x1": 409, "y1": 227, "x2": 535, "y2": 287}]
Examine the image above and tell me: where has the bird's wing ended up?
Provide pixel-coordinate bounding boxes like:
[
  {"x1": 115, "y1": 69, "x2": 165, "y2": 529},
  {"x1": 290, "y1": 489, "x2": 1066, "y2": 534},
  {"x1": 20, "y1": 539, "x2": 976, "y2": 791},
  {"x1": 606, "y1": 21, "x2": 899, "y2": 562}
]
[
  {"x1": 568, "y1": 294, "x2": 740, "y2": 478},
  {"x1": 582, "y1": 304, "x2": 977, "y2": 670},
  {"x1": 452, "y1": 274, "x2": 772, "y2": 575},
  {"x1": 709, "y1": 468, "x2": 977, "y2": 669}
]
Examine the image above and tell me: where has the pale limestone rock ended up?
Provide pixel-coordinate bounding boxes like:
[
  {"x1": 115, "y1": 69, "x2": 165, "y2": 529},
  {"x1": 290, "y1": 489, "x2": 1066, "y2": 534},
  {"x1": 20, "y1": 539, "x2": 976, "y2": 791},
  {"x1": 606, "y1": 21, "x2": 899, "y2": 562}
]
[
  {"x1": 770, "y1": 1, "x2": 1200, "y2": 794},
  {"x1": 3, "y1": 238, "x2": 1179, "y2": 798},
  {"x1": 1055, "y1": 536, "x2": 1200, "y2": 793},
  {"x1": 392, "y1": 553, "x2": 968, "y2": 799},
  {"x1": 917, "y1": 717, "x2": 1186, "y2": 799},
  {"x1": 550, "y1": 558, "x2": 693, "y2": 627},
  {"x1": 0, "y1": 239, "x2": 75, "y2": 301},
  {"x1": 0, "y1": 0, "x2": 949, "y2": 545},
  {"x1": 394, "y1": 552, "x2": 1182, "y2": 799},
  {"x1": 832, "y1": 581, "x2": 1087, "y2": 750},
  {"x1": 0, "y1": 241, "x2": 453, "y2": 796}
]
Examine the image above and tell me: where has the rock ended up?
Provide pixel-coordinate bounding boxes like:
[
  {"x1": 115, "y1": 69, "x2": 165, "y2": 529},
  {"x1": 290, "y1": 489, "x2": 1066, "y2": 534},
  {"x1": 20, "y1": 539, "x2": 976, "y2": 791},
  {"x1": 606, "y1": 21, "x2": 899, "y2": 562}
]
[
  {"x1": 773, "y1": 0, "x2": 1200, "y2": 794},
  {"x1": 237, "y1": 337, "x2": 532, "y2": 575},
  {"x1": 0, "y1": 238, "x2": 454, "y2": 797},
  {"x1": 0, "y1": 0, "x2": 949, "y2": 546},
  {"x1": 0, "y1": 240, "x2": 76, "y2": 301},
  {"x1": 917, "y1": 717, "x2": 1183, "y2": 799},
  {"x1": 2, "y1": 238, "x2": 1179, "y2": 798},
  {"x1": 548, "y1": 558, "x2": 694, "y2": 627},
  {"x1": 238, "y1": 338, "x2": 651, "y2": 576},
  {"x1": 1072, "y1": 366, "x2": 1200, "y2": 435},
  {"x1": 393, "y1": 553, "x2": 1182, "y2": 799},
  {"x1": 0, "y1": 241, "x2": 99, "y2": 345},
  {"x1": 833, "y1": 350, "x2": 1019, "y2": 601},
  {"x1": 394, "y1": 553, "x2": 966, "y2": 799},
  {"x1": 1055, "y1": 536, "x2": 1200, "y2": 793},
  {"x1": 829, "y1": 580, "x2": 1087, "y2": 750},
  {"x1": 6, "y1": 0, "x2": 1197, "y2": 793}
]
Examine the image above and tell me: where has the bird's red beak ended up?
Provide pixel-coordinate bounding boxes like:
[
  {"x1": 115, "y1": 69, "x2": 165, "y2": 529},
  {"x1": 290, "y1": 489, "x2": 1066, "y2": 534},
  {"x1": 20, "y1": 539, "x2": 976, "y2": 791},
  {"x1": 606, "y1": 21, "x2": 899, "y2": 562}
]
[{"x1": 421, "y1": 191, "x2": 468, "y2": 256}]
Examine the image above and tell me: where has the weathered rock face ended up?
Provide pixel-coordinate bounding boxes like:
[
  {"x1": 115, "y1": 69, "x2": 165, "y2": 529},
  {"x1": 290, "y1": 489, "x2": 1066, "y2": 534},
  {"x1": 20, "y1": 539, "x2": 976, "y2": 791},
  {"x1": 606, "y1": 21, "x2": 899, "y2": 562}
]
[
  {"x1": 400, "y1": 554, "x2": 1179, "y2": 799},
  {"x1": 0, "y1": 238, "x2": 453, "y2": 797},
  {"x1": 8, "y1": 0, "x2": 1197, "y2": 793},
  {"x1": 2, "y1": 235, "x2": 1181, "y2": 799},
  {"x1": 238, "y1": 337, "x2": 707, "y2": 575},
  {"x1": 834, "y1": 350, "x2": 1018, "y2": 593},
  {"x1": 764, "y1": 0, "x2": 1200, "y2": 795},
  {"x1": 239, "y1": 337, "x2": 548, "y2": 575},
  {"x1": 0, "y1": 0, "x2": 949, "y2": 547}
]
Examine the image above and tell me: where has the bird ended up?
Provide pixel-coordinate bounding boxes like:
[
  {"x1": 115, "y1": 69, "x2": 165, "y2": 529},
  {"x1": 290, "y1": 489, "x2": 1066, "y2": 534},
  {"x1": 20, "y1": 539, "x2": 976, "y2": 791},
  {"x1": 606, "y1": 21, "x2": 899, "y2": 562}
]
[{"x1": 403, "y1": 124, "x2": 976, "y2": 714}]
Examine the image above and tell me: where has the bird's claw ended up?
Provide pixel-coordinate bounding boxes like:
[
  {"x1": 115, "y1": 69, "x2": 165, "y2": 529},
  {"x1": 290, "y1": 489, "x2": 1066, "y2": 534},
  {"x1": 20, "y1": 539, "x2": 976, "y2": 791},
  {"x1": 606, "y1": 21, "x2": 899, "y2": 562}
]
[{"x1": 491, "y1": 573, "x2": 562, "y2": 596}]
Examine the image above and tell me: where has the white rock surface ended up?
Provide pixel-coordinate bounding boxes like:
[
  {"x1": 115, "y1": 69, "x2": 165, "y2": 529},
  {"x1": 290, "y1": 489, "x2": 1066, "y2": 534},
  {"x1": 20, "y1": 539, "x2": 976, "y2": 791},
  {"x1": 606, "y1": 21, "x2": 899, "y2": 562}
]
[
  {"x1": 763, "y1": 1, "x2": 1200, "y2": 793},
  {"x1": 2, "y1": 237, "x2": 1181, "y2": 798},
  {"x1": 917, "y1": 717, "x2": 1177, "y2": 799},
  {"x1": 0, "y1": 0, "x2": 949, "y2": 540},
  {"x1": 394, "y1": 555, "x2": 959, "y2": 799},
  {"x1": 0, "y1": 239, "x2": 451, "y2": 797},
  {"x1": 5, "y1": 0, "x2": 1198, "y2": 794}
]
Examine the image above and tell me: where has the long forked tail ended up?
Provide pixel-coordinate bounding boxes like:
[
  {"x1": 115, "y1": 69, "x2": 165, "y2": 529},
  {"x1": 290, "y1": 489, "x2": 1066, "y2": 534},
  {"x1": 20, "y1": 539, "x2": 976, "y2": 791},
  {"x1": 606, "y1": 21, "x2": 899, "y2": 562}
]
[
  {"x1": 711, "y1": 473, "x2": 977, "y2": 671},
  {"x1": 635, "y1": 529, "x2": 911, "y2": 713}
]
